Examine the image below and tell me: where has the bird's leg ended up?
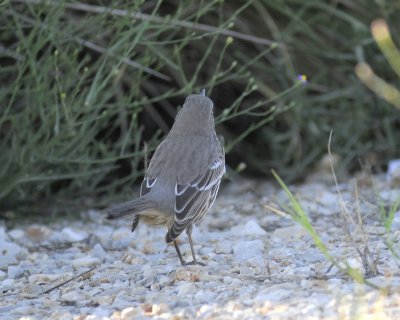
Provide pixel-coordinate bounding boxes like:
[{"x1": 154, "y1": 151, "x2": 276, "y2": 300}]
[
  {"x1": 173, "y1": 240, "x2": 186, "y2": 265},
  {"x1": 185, "y1": 226, "x2": 206, "y2": 266}
]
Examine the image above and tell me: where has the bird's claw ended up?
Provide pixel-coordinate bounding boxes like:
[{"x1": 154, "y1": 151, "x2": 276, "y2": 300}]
[{"x1": 182, "y1": 260, "x2": 206, "y2": 267}]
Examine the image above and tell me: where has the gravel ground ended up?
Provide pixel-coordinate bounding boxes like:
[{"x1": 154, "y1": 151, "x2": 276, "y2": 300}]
[{"x1": 1, "y1": 173, "x2": 400, "y2": 319}]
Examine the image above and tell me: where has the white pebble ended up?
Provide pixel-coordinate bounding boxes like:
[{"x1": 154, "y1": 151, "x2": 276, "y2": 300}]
[
  {"x1": 271, "y1": 225, "x2": 310, "y2": 243},
  {"x1": 233, "y1": 240, "x2": 265, "y2": 268},
  {"x1": 215, "y1": 241, "x2": 232, "y2": 254},
  {"x1": 255, "y1": 286, "x2": 293, "y2": 302},
  {"x1": 194, "y1": 290, "x2": 216, "y2": 304},
  {"x1": 10, "y1": 306, "x2": 36, "y2": 315},
  {"x1": 1, "y1": 278, "x2": 14, "y2": 286},
  {"x1": 223, "y1": 276, "x2": 234, "y2": 284},
  {"x1": 60, "y1": 227, "x2": 88, "y2": 242},
  {"x1": 71, "y1": 257, "x2": 100, "y2": 269},
  {"x1": 61, "y1": 290, "x2": 81, "y2": 302},
  {"x1": 8, "y1": 229, "x2": 24, "y2": 240},
  {"x1": 177, "y1": 282, "x2": 197, "y2": 296},
  {"x1": 91, "y1": 294, "x2": 115, "y2": 305},
  {"x1": 0, "y1": 226, "x2": 7, "y2": 240},
  {"x1": 345, "y1": 258, "x2": 363, "y2": 270},
  {"x1": 7, "y1": 265, "x2": 25, "y2": 279},
  {"x1": 0, "y1": 239, "x2": 22, "y2": 268},
  {"x1": 150, "y1": 283, "x2": 161, "y2": 291},
  {"x1": 121, "y1": 307, "x2": 139, "y2": 319},
  {"x1": 28, "y1": 273, "x2": 72, "y2": 284},
  {"x1": 387, "y1": 159, "x2": 400, "y2": 181},
  {"x1": 231, "y1": 220, "x2": 267, "y2": 237},
  {"x1": 158, "y1": 275, "x2": 173, "y2": 287},
  {"x1": 91, "y1": 243, "x2": 107, "y2": 261}
]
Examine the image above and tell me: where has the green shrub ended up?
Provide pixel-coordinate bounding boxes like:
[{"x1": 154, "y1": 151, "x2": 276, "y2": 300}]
[{"x1": 1, "y1": 0, "x2": 399, "y2": 215}]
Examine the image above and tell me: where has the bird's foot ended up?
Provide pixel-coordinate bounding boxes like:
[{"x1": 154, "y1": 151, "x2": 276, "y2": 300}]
[{"x1": 182, "y1": 260, "x2": 206, "y2": 267}]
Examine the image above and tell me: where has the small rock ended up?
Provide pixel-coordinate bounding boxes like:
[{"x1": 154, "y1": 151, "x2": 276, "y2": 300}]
[
  {"x1": 7, "y1": 265, "x2": 26, "y2": 279},
  {"x1": 271, "y1": 225, "x2": 310, "y2": 243},
  {"x1": 91, "y1": 243, "x2": 107, "y2": 261},
  {"x1": 0, "y1": 239, "x2": 23, "y2": 268},
  {"x1": 230, "y1": 278, "x2": 242, "y2": 286},
  {"x1": 60, "y1": 290, "x2": 81, "y2": 302},
  {"x1": 85, "y1": 308, "x2": 110, "y2": 318},
  {"x1": 150, "y1": 283, "x2": 161, "y2": 291},
  {"x1": 151, "y1": 303, "x2": 170, "y2": 315},
  {"x1": 42, "y1": 298, "x2": 59, "y2": 308},
  {"x1": 85, "y1": 209, "x2": 103, "y2": 222},
  {"x1": 316, "y1": 191, "x2": 338, "y2": 208},
  {"x1": 380, "y1": 189, "x2": 400, "y2": 203},
  {"x1": 390, "y1": 212, "x2": 400, "y2": 230},
  {"x1": 300, "y1": 200, "x2": 332, "y2": 216},
  {"x1": 92, "y1": 294, "x2": 115, "y2": 305},
  {"x1": 241, "y1": 203, "x2": 257, "y2": 213},
  {"x1": 238, "y1": 266, "x2": 255, "y2": 276},
  {"x1": 25, "y1": 225, "x2": 53, "y2": 243},
  {"x1": 255, "y1": 284, "x2": 295, "y2": 302},
  {"x1": 158, "y1": 275, "x2": 173, "y2": 287},
  {"x1": 121, "y1": 307, "x2": 140, "y2": 319},
  {"x1": 22, "y1": 283, "x2": 44, "y2": 296},
  {"x1": 231, "y1": 220, "x2": 267, "y2": 237},
  {"x1": 10, "y1": 306, "x2": 36, "y2": 315},
  {"x1": 1, "y1": 278, "x2": 14, "y2": 286},
  {"x1": 141, "y1": 302, "x2": 171, "y2": 316},
  {"x1": 191, "y1": 225, "x2": 208, "y2": 243},
  {"x1": 344, "y1": 258, "x2": 364, "y2": 270},
  {"x1": 387, "y1": 159, "x2": 400, "y2": 184},
  {"x1": 194, "y1": 290, "x2": 216, "y2": 304},
  {"x1": 28, "y1": 273, "x2": 72, "y2": 284},
  {"x1": 71, "y1": 257, "x2": 100, "y2": 269},
  {"x1": 49, "y1": 311, "x2": 74, "y2": 319},
  {"x1": 300, "y1": 279, "x2": 312, "y2": 289},
  {"x1": 215, "y1": 241, "x2": 232, "y2": 254},
  {"x1": 142, "y1": 264, "x2": 156, "y2": 281},
  {"x1": 8, "y1": 229, "x2": 24, "y2": 241},
  {"x1": 363, "y1": 226, "x2": 386, "y2": 235},
  {"x1": 177, "y1": 282, "x2": 197, "y2": 296},
  {"x1": 233, "y1": 240, "x2": 265, "y2": 268},
  {"x1": 223, "y1": 276, "x2": 234, "y2": 284},
  {"x1": 60, "y1": 227, "x2": 88, "y2": 242},
  {"x1": 174, "y1": 268, "x2": 207, "y2": 282},
  {"x1": 103, "y1": 229, "x2": 132, "y2": 250},
  {"x1": 0, "y1": 226, "x2": 7, "y2": 240},
  {"x1": 317, "y1": 153, "x2": 341, "y2": 173}
]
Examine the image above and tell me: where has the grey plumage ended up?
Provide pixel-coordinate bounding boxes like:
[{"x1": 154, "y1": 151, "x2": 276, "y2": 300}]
[{"x1": 105, "y1": 90, "x2": 225, "y2": 265}]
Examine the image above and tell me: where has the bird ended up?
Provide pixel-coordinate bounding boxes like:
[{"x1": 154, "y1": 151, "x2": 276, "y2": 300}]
[{"x1": 104, "y1": 89, "x2": 225, "y2": 265}]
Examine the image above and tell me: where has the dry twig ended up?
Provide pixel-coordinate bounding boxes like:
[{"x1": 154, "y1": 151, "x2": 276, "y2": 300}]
[{"x1": 42, "y1": 267, "x2": 96, "y2": 294}]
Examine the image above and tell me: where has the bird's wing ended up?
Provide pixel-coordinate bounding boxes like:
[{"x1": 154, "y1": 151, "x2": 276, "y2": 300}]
[
  {"x1": 140, "y1": 139, "x2": 168, "y2": 197},
  {"x1": 168, "y1": 141, "x2": 225, "y2": 240},
  {"x1": 140, "y1": 175, "x2": 157, "y2": 197}
]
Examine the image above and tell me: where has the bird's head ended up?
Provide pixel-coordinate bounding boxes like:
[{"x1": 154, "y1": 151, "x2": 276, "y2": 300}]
[{"x1": 170, "y1": 90, "x2": 215, "y2": 136}]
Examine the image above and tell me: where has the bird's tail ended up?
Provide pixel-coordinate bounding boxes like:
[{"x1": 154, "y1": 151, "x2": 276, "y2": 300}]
[{"x1": 104, "y1": 198, "x2": 155, "y2": 220}]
